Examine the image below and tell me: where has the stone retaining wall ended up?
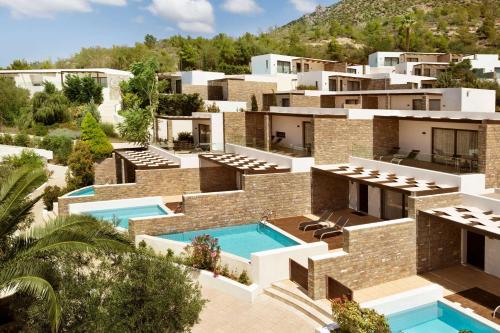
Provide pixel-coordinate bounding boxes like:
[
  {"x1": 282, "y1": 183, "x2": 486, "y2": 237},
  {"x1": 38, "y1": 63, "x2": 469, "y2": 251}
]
[{"x1": 94, "y1": 157, "x2": 116, "y2": 185}]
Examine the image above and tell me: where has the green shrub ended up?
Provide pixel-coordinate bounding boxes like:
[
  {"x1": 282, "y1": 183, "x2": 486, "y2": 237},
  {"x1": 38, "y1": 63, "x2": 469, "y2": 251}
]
[
  {"x1": 80, "y1": 113, "x2": 113, "y2": 160},
  {"x1": 31, "y1": 82, "x2": 71, "y2": 125},
  {"x1": 0, "y1": 77, "x2": 30, "y2": 127},
  {"x1": 157, "y1": 94, "x2": 204, "y2": 116},
  {"x1": 41, "y1": 135, "x2": 73, "y2": 165},
  {"x1": 13, "y1": 133, "x2": 31, "y2": 147},
  {"x1": 99, "y1": 122, "x2": 117, "y2": 138},
  {"x1": 2, "y1": 133, "x2": 13, "y2": 145},
  {"x1": 30, "y1": 136, "x2": 42, "y2": 148},
  {"x1": 251, "y1": 94, "x2": 258, "y2": 111},
  {"x1": 296, "y1": 85, "x2": 318, "y2": 90},
  {"x1": 184, "y1": 235, "x2": 221, "y2": 274},
  {"x1": 66, "y1": 141, "x2": 94, "y2": 191},
  {"x1": 71, "y1": 103, "x2": 101, "y2": 126},
  {"x1": 1, "y1": 149, "x2": 46, "y2": 171},
  {"x1": 48, "y1": 127, "x2": 80, "y2": 139},
  {"x1": 32, "y1": 123, "x2": 49, "y2": 136},
  {"x1": 121, "y1": 92, "x2": 142, "y2": 110},
  {"x1": 238, "y1": 270, "x2": 251, "y2": 285},
  {"x1": 205, "y1": 102, "x2": 220, "y2": 113},
  {"x1": 63, "y1": 75, "x2": 103, "y2": 105},
  {"x1": 332, "y1": 299, "x2": 390, "y2": 333},
  {"x1": 42, "y1": 185, "x2": 62, "y2": 211},
  {"x1": 177, "y1": 131, "x2": 193, "y2": 142}
]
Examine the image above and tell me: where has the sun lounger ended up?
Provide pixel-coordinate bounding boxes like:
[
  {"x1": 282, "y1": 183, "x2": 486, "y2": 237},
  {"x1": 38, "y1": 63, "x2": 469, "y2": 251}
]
[
  {"x1": 298, "y1": 210, "x2": 334, "y2": 231},
  {"x1": 313, "y1": 216, "x2": 350, "y2": 240}
]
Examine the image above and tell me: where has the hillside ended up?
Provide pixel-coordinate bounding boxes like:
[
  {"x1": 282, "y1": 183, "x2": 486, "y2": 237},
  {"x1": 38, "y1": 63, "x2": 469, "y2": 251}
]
[{"x1": 4, "y1": 0, "x2": 499, "y2": 71}]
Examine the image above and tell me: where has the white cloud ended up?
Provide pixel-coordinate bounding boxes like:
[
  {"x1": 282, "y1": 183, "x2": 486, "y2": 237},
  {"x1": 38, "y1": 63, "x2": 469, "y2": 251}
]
[
  {"x1": 148, "y1": 0, "x2": 214, "y2": 34},
  {"x1": 221, "y1": 0, "x2": 262, "y2": 14},
  {"x1": 133, "y1": 15, "x2": 144, "y2": 23},
  {"x1": 289, "y1": 0, "x2": 316, "y2": 13},
  {"x1": 0, "y1": 0, "x2": 126, "y2": 18}
]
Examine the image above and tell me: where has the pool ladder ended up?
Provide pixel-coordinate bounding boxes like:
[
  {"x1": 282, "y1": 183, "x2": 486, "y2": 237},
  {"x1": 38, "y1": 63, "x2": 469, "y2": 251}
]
[
  {"x1": 261, "y1": 209, "x2": 273, "y2": 222},
  {"x1": 494, "y1": 305, "x2": 500, "y2": 319}
]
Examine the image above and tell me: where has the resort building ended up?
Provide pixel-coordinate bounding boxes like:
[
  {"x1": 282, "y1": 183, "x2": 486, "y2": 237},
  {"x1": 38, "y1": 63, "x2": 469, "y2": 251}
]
[{"x1": 0, "y1": 68, "x2": 132, "y2": 123}]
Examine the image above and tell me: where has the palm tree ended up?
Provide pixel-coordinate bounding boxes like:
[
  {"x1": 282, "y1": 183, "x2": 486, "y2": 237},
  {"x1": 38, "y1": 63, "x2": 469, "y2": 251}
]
[
  {"x1": 0, "y1": 166, "x2": 133, "y2": 332},
  {"x1": 400, "y1": 14, "x2": 416, "y2": 52}
]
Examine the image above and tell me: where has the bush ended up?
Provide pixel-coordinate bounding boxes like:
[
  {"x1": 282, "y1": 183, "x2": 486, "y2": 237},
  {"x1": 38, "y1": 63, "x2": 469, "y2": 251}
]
[
  {"x1": 41, "y1": 135, "x2": 73, "y2": 165},
  {"x1": 332, "y1": 299, "x2": 390, "y2": 333},
  {"x1": 31, "y1": 82, "x2": 71, "y2": 125},
  {"x1": 80, "y1": 112, "x2": 113, "y2": 161},
  {"x1": 184, "y1": 235, "x2": 221, "y2": 275},
  {"x1": 42, "y1": 185, "x2": 62, "y2": 211},
  {"x1": 157, "y1": 93, "x2": 204, "y2": 116},
  {"x1": 99, "y1": 122, "x2": 117, "y2": 138},
  {"x1": 2, "y1": 133, "x2": 13, "y2": 145},
  {"x1": 296, "y1": 85, "x2": 318, "y2": 90},
  {"x1": 251, "y1": 94, "x2": 258, "y2": 111},
  {"x1": 205, "y1": 102, "x2": 220, "y2": 113},
  {"x1": 48, "y1": 127, "x2": 80, "y2": 139},
  {"x1": 117, "y1": 105, "x2": 152, "y2": 147},
  {"x1": 63, "y1": 75, "x2": 103, "y2": 105},
  {"x1": 13, "y1": 133, "x2": 31, "y2": 147},
  {"x1": 71, "y1": 103, "x2": 101, "y2": 126},
  {"x1": 66, "y1": 141, "x2": 94, "y2": 190},
  {"x1": 238, "y1": 270, "x2": 251, "y2": 285},
  {"x1": 1, "y1": 150, "x2": 47, "y2": 174},
  {"x1": 177, "y1": 131, "x2": 193, "y2": 142},
  {"x1": 0, "y1": 77, "x2": 30, "y2": 127}
]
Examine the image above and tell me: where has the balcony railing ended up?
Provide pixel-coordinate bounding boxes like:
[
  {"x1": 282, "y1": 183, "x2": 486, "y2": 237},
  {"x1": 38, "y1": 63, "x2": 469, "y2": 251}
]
[
  {"x1": 351, "y1": 146, "x2": 479, "y2": 175},
  {"x1": 232, "y1": 137, "x2": 313, "y2": 158}
]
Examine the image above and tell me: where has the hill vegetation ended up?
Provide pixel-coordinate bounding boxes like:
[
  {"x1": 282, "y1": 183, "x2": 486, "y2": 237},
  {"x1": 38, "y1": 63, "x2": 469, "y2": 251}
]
[{"x1": 3, "y1": 0, "x2": 499, "y2": 72}]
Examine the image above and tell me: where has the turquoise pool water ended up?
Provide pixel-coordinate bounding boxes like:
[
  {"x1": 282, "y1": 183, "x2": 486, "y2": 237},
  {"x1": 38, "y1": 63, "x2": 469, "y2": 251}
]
[
  {"x1": 67, "y1": 187, "x2": 95, "y2": 197},
  {"x1": 387, "y1": 301, "x2": 498, "y2": 333},
  {"x1": 86, "y1": 205, "x2": 168, "y2": 229},
  {"x1": 160, "y1": 223, "x2": 300, "y2": 259}
]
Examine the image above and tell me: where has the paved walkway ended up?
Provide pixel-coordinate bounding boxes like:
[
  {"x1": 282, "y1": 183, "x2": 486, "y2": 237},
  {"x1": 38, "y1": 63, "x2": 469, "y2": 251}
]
[
  {"x1": 192, "y1": 287, "x2": 319, "y2": 333},
  {"x1": 32, "y1": 164, "x2": 67, "y2": 226}
]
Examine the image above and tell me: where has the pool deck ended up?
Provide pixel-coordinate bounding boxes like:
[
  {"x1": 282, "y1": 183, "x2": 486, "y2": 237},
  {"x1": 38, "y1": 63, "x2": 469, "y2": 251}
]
[{"x1": 269, "y1": 208, "x2": 382, "y2": 250}]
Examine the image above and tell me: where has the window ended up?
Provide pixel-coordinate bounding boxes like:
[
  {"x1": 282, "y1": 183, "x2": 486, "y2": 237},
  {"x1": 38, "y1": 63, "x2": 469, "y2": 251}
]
[
  {"x1": 384, "y1": 57, "x2": 399, "y2": 66},
  {"x1": 329, "y1": 79, "x2": 337, "y2": 91},
  {"x1": 281, "y1": 98, "x2": 290, "y2": 107},
  {"x1": 347, "y1": 68, "x2": 357, "y2": 74},
  {"x1": 315, "y1": 81, "x2": 319, "y2": 89},
  {"x1": 266, "y1": 60, "x2": 269, "y2": 69},
  {"x1": 414, "y1": 68, "x2": 422, "y2": 76},
  {"x1": 346, "y1": 81, "x2": 361, "y2": 91},
  {"x1": 424, "y1": 68, "x2": 431, "y2": 76},
  {"x1": 432, "y1": 128, "x2": 479, "y2": 159},
  {"x1": 30, "y1": 74, "x2": 44, "y2": 86},
  {"x1": 277, "y1": 61, "x2": 291, "y2": 74},
  {"x1": 304, "y1": 64, "x2": 310, "y2": 72},
  {"x1": 429, "y1": 99, "x2": 441, "y2": 111},
  {"x1": 412, "y1": 99, "x2": 425, "y2": 110},
  {"x1": 407, "y1": 57, "x2": 419, "y2": 62},
  {"x1": 345, "y1": 99, "x2": 358, "y2": 105},
  {"x1": 422, "y1": 83, "x2": 433, "y2": 88}
]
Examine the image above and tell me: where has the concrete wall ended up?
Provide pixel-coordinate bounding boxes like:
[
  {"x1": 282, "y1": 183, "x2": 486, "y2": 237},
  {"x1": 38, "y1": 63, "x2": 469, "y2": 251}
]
[
  {"x1": 271, "y1": 115, "x2": 312, "y2": 148},
  {"x1": 307, "y1": 218, "x2": 416, "y2": 300}
]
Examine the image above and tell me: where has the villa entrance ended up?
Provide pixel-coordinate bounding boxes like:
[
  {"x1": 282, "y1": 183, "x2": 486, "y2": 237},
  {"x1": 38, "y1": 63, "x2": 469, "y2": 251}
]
[{"x1": 467, "y1": 231, "x2": 485, "y2": 270}]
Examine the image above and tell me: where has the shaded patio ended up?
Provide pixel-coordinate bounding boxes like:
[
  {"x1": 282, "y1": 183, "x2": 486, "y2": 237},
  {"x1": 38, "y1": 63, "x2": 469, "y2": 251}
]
[{"x1": 269, "y1": 208, "x2": 382, "y2": 250}]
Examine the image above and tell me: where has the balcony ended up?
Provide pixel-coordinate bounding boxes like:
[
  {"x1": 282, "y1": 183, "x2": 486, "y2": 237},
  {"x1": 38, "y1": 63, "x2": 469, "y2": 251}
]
[
  {"x1": 235, "y1": 137, "x2": 313, "y2": 158},
  {"x1": 352, "y1": 146, "x2": 479, "y2": 175}
]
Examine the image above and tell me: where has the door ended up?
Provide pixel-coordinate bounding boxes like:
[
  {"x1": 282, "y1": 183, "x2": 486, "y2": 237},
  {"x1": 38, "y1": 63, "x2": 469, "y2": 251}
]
[
  {"x1": 302, "y1": 121, "x2": 313, "y2": 156},
  {"x1": 363, "y1": 96, "x2": 378, "y2": 109},
  {"x1": 358, "y1": 184, "x2": 369, "y2": 213},
  {"x1": 467, "y1": 231, "x2": 485, "y2": 270},
  {"x1": 198, "y1": 124, "x2": 211, "y2": 149}
]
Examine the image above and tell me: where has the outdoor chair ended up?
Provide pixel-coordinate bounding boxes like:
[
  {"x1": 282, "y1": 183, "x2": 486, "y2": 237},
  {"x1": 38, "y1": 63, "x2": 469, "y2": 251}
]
[
  {"x1": 391, "y1": 150, "x2": 420, "y2": 165},
  {"x1": 298, "y1": 210, "x2": 334, "y2": 231},
  {"x1": 313, "y1": 216, "x2": 350, "y2": 240},
  {"x1": 376, "y1": 146, "x2": 400, "y2": 161}
]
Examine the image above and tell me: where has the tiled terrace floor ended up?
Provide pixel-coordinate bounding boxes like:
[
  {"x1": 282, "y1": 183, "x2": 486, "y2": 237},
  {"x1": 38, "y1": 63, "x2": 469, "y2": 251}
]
[
  {"x1": 269, "y1": 209, "x2": 381, "y2": 250},
  {"x1": 355, "y1": 265, "x2": 500, "y2": 324}
]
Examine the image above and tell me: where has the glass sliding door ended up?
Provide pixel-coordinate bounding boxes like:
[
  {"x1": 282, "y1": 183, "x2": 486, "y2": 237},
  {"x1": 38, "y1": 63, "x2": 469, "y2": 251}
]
[
  {"x1": 432, "y1": 127, "x2": 479, "y2": 159},
  {"x1": 432, "y1": 128, "x2": 455, "y2": 157},
  {"x1": 382, "y1": 190, "x2": 407, "y2": 220},
  {"x1": 456, "y1": 130, "x2": 478, "y2": 158}
]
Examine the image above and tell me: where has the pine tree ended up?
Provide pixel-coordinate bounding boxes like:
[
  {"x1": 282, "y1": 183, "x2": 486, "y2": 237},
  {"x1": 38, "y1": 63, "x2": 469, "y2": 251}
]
[{"x1": 80, "y1": 112, "x2": 113, "y2": 161}]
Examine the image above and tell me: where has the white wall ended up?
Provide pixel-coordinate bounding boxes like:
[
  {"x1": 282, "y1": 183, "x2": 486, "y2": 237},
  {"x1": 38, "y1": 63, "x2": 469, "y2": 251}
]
[
  {"x1": 157, "y1": 119, "x2": 192, "y2": 141},
  {"x1": 398, "y1": 120, "x2": 480, "y2": 156},
  {"x1": 271, "y1": 115, "x2": 312, "y2": 148},
  {"x1": 181, "y1": 70, "x2": 224, "y2": 85},
  {"x1": 210, "y1": 113, "x2": 224, "y2": 151},
  {"x1": 297, "y1": 71, "x2": 332, "y2": 91},
  {"x1": 69, "y1": 196, "x2": 168, "y2": 215},
  {"x1": 368, "y1": 186, "x2": 381, "y2": 218},
  {"x1": 458, "y1": 88, "x2": 496, "y2": 113},
  {"x1": 368, "y1": 52, "x2": 402, "y2": 68},
  {"x1": 148, "y1": 145, "x2": 199, "y2": 168},
  {"x1": 465, "y1": 54, "x2": 500, "y2": 73},
  {"x1": 204, "y1": 100, "x2": 247, "y2": 112},
  {"x1": 251, "y1": 54, "x2": 296, "y2": 75},
  {"x1": 485, "y1": 237, "x2": 500, "y2": 278},
  {"x1": 0, "y1": 145, "x2": 53, "y2": 160}
]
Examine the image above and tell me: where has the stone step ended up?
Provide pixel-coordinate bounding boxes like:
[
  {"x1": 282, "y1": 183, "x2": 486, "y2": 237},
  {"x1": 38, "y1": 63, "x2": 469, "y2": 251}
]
[
  {"x1": 264, "y1": 287, "x2": 332, "y2": 327},
  {"x1": 271, "y1": 280, "x2": 332, "y2": 318}
]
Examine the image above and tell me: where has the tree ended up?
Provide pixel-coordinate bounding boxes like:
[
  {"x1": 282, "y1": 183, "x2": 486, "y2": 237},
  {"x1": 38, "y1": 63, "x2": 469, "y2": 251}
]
[
  {"x1": 0, "y1": 77, "x2": 30, "y2": 128},
  {"x1": 40, "y1": 135, "x2": 74, "y2": 165},
  {"x1": 332, "y1": 299, "x2": 390, "y2": 333},
  {"x1": 0, "y1": 166, "x2": 132, "y2": 332},
  {"x1": 7, "y1": 59, "x2": 30, "y2": 70},
  {"x1": 80, "y1": 112, "x2": 113, "y2": 161},
  {"x1": 30, "y1": 82, "x2": 70, "y2": 126},
  {"x1": 117, "y1": 104, "x2": 152, "y2": 147},
  {"x1": 66, "y1": 141, "x2": 95, "y2": 190},
  {"x1": 400, "y1": 14, "x2": 416, "y2": 52},
  {"x1": 144, "y1": 34, "x2": 157, "y2": 49},
  {"x1": 251, "y1": 94, "x2": 258, "y2": 111},
  {"x1": 63, "y1": 75, "x2": 103, "y2": 105}
]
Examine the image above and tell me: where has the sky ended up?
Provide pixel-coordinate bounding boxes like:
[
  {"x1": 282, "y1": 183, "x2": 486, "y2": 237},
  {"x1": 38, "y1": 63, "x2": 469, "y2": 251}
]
[{"x1": 0, "y1": 0, "x2": 337, "y2": 67}]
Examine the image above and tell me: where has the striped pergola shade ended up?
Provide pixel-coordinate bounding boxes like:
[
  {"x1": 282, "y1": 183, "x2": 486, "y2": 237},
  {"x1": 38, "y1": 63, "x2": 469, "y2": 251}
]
[
  {"x1": 314, "y1": 164, "x2": 458, "y2": 196},
  {"x1": 423, "y1": 206, "x2": 500, "y2": 239},
  {"x1": 115, "y1": 150, "x2": 179, "y2": 170},
  {"x1": 200, "y1": 153, "x2": 290, "y2": 174}
]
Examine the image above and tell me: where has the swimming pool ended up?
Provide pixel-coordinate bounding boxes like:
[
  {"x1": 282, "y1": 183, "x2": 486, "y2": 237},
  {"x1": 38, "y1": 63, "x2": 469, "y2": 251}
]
[
  {"x1": 387, "y1": 301, "x2": 498, "y2": 333},
  {"x1": 160, "y1": 223, "x2": 300, "y2": 259},
  {"x1": 67, "y1": 186, "x2": 95, "y2": 197},
  {"x1": 86, "y1": 205, "x2": 169, "y2": 229}
]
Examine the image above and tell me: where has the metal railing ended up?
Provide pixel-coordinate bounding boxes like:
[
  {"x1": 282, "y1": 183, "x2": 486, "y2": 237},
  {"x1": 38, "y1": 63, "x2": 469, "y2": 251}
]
[{"x1": 351, "y1": 146, "x2": 479, "y2": 175}]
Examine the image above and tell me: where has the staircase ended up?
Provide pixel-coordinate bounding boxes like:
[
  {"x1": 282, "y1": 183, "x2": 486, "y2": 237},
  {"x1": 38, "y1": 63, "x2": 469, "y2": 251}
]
[{"x1": 264, "y1": 280, "x2": 333, "y2": 327}]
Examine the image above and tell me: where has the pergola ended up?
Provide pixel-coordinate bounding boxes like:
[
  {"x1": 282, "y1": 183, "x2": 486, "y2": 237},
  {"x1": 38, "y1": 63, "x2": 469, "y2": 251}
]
[
  {"x1": 114, "y1": 149, "x2": 180, "y2": 183},
  {"x1": 199, "y1": 153, "x2": 290, "y2": 174}
]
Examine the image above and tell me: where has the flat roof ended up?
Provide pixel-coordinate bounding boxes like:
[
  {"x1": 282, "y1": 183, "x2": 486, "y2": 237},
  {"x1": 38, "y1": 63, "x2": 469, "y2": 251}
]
[
  {"x1": 156, "y1": 114, "x2": 212, "y2": 120},
  {"x1": 313, "y1": 164, "x2": 458, "y2": 196},
  {"x1": 200, "y1": 153, "x2": 290, "y2": 174},
  {"x1": 422, "y1": 205, "x2": 500, "y2": 239},
  {"x1": 0, "y1": 68, "x2": 131, "y2": 76}
]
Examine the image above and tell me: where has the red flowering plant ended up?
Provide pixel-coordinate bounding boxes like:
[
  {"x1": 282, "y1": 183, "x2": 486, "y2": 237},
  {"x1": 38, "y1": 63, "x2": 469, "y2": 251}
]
[{"x1": 184, "y1": 234, "x2": 221, "y2": 277}]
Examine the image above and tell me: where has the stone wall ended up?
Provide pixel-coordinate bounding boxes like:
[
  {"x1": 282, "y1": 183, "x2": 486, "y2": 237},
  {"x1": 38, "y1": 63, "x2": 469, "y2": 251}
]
[
  {"x1": 182, "y1": 85, "x2": 209, "y2": 100},
  {"x1": 223, "y1": 112, "x2": 246, "y2": 145},
  {"x1": 245, "y1": 112, "x2": 267, "y2": 148},
  {"x1": 129, "y1": 172, "x2": 312, "y2": 238},
  {"x1": 373, "y1": 118, "x2": 399, "y2": 156},
  {"x1": 313, "y1": 117, "x2": 374, "y2": 165},
  {"x1": 199, "y1": 159, "x2": 238, "y2": 192},
  {"x1": 307, "y1": 219, "x2": 416, "y2": 300},
  {"x1": 311, "y1": 169, "x2": 349, "y2": 214},
  {"x1": 227, "y1": 80, "x2": 277, "y2": 110},
  {"x1": 290, "y1": 95, "x2": 321, "y2": 108},
  {"x1": 135, "y1": 168, "x2": 202, "y2": 195},
  {"x1": 94, "y1": 157, "x2": 116, "y2": 185},
  {"x1": 479, "y1": 122, "x2": 500, "y2": 188}
]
